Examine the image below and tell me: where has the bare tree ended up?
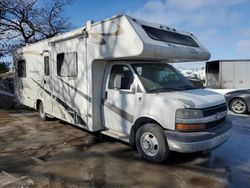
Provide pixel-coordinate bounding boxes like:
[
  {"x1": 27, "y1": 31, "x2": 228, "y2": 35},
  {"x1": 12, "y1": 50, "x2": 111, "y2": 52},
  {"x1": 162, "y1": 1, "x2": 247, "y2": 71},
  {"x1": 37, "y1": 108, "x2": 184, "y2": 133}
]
[
  {"x1": 0, "y1": 0, "x2": 73, "y2": 57},
  {"x1": 0, "y1": 61, "x2": 10, "y2": 74},
  {"x1": 35, "y1": 0, "x2": 72, "y2": 38}
]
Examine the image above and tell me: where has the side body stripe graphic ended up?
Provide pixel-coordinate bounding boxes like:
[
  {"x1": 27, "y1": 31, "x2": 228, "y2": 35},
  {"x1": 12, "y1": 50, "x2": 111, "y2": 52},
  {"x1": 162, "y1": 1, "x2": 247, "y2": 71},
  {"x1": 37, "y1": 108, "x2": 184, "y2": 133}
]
[
  {"x1": 56, "y1": 76, "x2": 92, "y2": 102},
  {"x1": 101, "y1": 99, "x2": 134, "y2": 123},
  {"x1": 31, "y1": 78, "x2": 134, "y2": 125},
  {"x1": 56, "y1": 76, "x2": 134, "y2": 123},
  {"x1": 31, "y1": 78, "x2": 86, "y2": 127}
]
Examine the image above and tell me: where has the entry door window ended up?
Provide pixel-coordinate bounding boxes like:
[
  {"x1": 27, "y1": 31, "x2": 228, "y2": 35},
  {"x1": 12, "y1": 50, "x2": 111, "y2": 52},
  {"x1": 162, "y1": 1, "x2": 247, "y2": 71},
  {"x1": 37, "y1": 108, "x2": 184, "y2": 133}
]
[
  {"x1": 108, "y1": 65, "x2": 134, "y2": 90},
  {"x1": 44, "y1": 56, "x2": 50, "y2": 76}
]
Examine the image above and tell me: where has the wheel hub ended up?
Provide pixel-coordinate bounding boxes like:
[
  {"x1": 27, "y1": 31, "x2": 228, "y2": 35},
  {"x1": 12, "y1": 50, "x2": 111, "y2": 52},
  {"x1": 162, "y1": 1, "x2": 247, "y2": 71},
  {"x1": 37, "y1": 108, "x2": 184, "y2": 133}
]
[
  {"x1": 232, "y1": 100, "x2": 245, "y2": 113},
  {"x1": 140, "y1": 132, "x2": 159, "y2": 156},
  {"x1": 142, "y1": 139, "x2": 152, "y2": 151},
  {"x1": 39, "y1": 104, "x2": 45, "y2": 118},
  {"x1": 40, "y1": 106, "x2": 44, "y2": 115}
]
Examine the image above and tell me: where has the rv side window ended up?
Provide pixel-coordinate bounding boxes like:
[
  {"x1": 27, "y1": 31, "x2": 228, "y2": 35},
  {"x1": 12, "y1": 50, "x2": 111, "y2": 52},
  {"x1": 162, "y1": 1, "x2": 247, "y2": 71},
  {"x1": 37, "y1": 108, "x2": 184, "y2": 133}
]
[
  {"x1": 17, "y1": 60, "x2": 26, "y2": 78},
  {"x1": 108, "y1": 65, "x2": 134, "y2": 90},
  {"x1": 44, "y1": 56, "x2": 50, "y2": 76},
  {"x1": 57, "y1": 52, "x2": 78, "y2": 77}
]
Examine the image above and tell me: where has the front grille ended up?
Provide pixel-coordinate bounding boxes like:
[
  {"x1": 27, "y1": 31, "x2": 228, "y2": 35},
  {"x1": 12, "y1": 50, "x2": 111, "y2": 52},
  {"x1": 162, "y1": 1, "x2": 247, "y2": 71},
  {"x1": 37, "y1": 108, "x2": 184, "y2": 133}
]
[
  {"x1": 202, "y1": 103, "x2": 227, "y2": 117},
  {"x1": 205, "y1": 117, "x2": 226, "y2": 130}
]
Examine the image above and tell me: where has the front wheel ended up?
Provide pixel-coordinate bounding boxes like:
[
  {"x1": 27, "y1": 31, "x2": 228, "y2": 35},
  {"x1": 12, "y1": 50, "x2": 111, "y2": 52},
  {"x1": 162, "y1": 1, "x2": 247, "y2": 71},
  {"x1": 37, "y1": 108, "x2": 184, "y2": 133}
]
[
  {"x1": 230, "y1": 98, "x2": 248, "y2": 114},
  {"x1": 38, "y1": 102, "x2": 48, "y2": 121},
  {"x1": 136, "y1": 123, "x2": 169, "y2": 163}
]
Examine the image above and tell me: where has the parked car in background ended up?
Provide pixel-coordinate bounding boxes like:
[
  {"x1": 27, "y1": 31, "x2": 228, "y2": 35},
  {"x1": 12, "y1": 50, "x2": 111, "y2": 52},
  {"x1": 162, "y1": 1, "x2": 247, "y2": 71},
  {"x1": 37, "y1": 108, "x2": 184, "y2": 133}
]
[
  {"x1": 180, "y1": 69, "x2": 195, "y2": 78},
  {"x1": 225, "y1": 90, "x2": 250, "y2": 114},
  {"x1": 208, "y1": 89, "x2": 250, "y2": 114}
]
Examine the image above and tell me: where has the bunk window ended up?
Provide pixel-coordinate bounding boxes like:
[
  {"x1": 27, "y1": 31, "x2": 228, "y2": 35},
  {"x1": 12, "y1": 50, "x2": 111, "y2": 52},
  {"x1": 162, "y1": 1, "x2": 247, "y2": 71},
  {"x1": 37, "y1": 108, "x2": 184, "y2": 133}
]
[
  {"x1": 17, "y1": 60, "x2": 26, "y2": 78},
  {"x1": 142, "y1": 25, "x2": 199, "y2": 47},
  {"x1": 57, "y1": 52, "x2": 78, "y2": 77},
  {"x1": 44, "y1": 56, "x2": 50, "y2": 76}
]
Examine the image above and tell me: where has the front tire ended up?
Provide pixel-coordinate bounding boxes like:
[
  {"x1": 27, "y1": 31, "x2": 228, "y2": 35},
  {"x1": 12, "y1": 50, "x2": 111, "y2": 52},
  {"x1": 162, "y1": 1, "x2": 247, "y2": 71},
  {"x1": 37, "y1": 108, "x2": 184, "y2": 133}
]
[
  {"x1": 136, "y1": 123, "x2": 169, "y2": 163},
  {"x1": 230, "y1": 98, "x2": 248, "y2": 114},
  {"x1": 38, "y1": 102, "x2": 48, "y2": 121}
]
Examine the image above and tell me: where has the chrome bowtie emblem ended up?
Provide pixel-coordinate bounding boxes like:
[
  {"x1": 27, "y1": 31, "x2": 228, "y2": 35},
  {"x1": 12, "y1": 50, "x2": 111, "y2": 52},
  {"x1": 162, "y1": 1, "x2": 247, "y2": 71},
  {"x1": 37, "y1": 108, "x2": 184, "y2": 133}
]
[{"x1": 215, "y1": 113, "x2": 223, "y2": 120}]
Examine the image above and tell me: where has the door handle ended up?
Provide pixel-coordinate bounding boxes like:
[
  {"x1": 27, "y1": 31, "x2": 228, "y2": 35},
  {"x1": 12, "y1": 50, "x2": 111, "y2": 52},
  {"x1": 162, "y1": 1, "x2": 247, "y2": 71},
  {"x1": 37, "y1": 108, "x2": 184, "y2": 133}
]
[
  {"x1": 44, "y1": 80, "x2": 46, "y2": 84},
  {"x1": 104, "y1": 91, "x2": 108, "y2": 100}
]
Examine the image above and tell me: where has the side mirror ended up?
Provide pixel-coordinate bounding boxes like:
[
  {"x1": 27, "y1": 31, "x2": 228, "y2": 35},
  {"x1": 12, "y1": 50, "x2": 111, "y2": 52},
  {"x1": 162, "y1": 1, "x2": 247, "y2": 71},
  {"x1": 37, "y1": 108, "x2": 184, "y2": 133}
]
[{"x1": 114, "y1": 75, "x2": 122, "y2": 89}]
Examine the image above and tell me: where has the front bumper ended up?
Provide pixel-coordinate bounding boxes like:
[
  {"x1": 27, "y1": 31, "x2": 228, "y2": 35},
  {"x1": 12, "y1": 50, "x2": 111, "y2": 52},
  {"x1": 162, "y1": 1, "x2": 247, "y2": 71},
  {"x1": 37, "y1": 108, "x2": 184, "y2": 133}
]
[{"x1": 164, "y1": 117, "x2": 232, "y2": 153}]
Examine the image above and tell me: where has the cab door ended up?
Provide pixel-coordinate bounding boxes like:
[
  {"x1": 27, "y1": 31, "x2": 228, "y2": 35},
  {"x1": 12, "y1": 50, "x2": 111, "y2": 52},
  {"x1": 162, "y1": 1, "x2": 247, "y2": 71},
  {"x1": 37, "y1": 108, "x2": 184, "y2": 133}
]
[{"x1": 103, "y1": 64, "x2": 137, "y2": 135}]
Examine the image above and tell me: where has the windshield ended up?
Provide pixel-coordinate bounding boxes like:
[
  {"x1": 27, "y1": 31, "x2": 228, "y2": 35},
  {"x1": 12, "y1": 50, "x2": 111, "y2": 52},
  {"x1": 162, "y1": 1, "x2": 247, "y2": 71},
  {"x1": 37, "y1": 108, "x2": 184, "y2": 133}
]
[{"x1": 132, "y1": 63, "x2": 195, "y2": 93}]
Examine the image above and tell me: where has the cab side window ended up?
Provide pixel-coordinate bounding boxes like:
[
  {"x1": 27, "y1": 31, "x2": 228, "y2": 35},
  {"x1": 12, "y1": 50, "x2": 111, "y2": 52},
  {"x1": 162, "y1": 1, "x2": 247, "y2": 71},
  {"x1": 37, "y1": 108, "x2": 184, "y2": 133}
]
[{"x1": 108, "y1": 65, "x2": 134, "y2": 90}]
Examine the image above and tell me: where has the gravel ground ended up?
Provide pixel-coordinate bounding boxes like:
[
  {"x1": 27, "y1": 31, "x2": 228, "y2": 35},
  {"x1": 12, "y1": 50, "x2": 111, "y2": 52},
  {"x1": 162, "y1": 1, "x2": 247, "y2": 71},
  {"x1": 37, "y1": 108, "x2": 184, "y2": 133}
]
[{"x1": 0, "y1": 96, "x2": 249, "y2": 188}]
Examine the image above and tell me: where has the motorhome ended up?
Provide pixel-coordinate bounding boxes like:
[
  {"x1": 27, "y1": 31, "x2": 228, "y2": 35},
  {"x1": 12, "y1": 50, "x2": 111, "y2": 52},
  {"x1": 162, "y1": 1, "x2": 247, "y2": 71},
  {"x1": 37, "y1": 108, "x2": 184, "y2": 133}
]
[{"x1": 14, "y1": 15, "x2": 232, "y2": 163}]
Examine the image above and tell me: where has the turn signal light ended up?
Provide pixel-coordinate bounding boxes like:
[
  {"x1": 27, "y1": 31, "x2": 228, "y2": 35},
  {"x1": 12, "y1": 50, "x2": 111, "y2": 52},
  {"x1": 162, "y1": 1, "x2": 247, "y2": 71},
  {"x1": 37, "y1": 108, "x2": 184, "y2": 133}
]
[{"x1": 176, "y1": 123, "x2": 205, "y2": 131}]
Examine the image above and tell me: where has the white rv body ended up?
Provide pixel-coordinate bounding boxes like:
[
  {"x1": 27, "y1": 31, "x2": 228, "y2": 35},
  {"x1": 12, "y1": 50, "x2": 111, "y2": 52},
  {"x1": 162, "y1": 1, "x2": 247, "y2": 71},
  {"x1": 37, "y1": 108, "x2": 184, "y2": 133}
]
[{"x1": 14, "y1": 15, "x2": 231, "y2": 162}]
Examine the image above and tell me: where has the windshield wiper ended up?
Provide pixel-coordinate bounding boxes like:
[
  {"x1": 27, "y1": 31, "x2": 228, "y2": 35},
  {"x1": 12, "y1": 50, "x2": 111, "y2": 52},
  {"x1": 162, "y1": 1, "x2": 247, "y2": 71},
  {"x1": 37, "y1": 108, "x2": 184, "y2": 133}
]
[
  {"x1": 149, "y1": 87, "x2": 179, "y2": 93},
  {"x1": 178, "y1": 85, "x2": 197, "y2": 90}
]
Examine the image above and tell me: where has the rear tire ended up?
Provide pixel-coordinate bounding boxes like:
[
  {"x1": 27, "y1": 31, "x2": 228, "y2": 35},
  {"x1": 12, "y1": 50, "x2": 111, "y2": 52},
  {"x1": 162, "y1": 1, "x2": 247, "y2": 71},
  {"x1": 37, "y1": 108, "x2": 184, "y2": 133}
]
[
  {"x1": 136, "y1": 123, "x2": 169, "y2": 163},
  {"x1": 230, "y1": 98, "x2": 248, "y2": 114},
  {"x1": 38, "y1": 102, "x2": 48, "y2": 121}
]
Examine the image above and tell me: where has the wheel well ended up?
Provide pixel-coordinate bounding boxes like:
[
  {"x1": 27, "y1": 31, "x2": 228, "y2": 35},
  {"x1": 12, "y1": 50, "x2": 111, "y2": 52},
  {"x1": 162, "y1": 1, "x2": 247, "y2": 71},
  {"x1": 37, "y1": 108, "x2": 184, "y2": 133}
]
[
  {"x1": 129, "y1": 117, "x2": 162, "y2": 147},
  {"x1": 36, "y1": 99, "x2": 42, "y2": 110}
]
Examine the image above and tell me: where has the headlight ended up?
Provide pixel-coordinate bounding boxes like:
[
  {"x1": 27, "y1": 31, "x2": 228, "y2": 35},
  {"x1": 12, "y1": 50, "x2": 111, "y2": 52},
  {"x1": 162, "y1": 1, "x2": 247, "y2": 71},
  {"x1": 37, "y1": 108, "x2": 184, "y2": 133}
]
[
  {"x1": 176, "y1": 109, "x2": 203, "y2": 119},
  {"x1": 175, "y1": 108, "x2": 206, "y2": 131},
  {"x1": 175, "y1": 109, "x2": 205, "y2": 131}
]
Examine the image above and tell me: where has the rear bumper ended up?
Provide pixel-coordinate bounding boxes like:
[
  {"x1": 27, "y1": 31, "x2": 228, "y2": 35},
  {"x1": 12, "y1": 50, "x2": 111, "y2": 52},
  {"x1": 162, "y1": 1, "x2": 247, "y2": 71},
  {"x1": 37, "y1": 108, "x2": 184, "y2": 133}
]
[{"x1": 164, "y1": 117, "x2": 232, "y2": 153}]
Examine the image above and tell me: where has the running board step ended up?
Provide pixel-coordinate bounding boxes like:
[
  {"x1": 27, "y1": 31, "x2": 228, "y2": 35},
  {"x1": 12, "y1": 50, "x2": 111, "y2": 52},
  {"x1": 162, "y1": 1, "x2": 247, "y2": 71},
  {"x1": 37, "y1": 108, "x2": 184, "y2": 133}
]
[{"x1": 101, "y1": 129, "x2": 129, "y2": 143}]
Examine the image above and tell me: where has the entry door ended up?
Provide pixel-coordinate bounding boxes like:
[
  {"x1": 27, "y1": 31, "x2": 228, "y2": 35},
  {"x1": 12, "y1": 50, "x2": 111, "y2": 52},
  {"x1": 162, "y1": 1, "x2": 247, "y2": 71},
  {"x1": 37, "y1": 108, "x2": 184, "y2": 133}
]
[
  {"x1": 16, "y1": 59, "x2": 33, "y2": 107},
  {"x1": 103, "y1": 64, "x2": 137, "y2": 135},
  {"x1": 42, "y1": 56, "x2": 53, "y2": 114}
]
